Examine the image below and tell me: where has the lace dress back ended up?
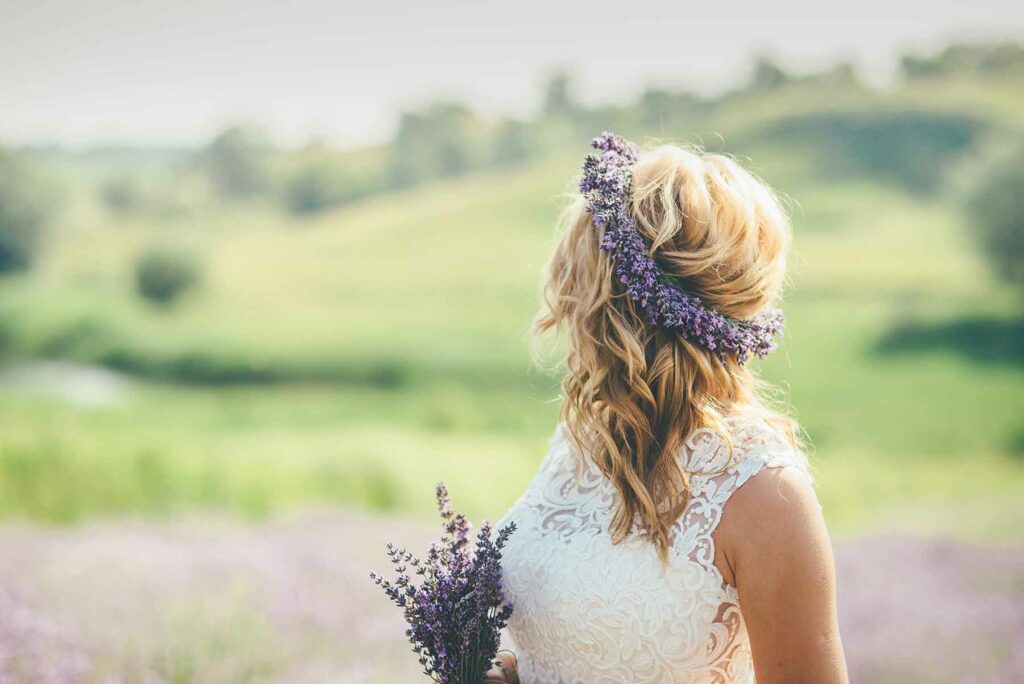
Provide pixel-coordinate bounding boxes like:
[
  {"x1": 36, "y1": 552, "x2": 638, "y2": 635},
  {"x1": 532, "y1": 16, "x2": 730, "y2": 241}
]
[{"x1": 497, "y1": 414, "x2": 812, "y2": 683}]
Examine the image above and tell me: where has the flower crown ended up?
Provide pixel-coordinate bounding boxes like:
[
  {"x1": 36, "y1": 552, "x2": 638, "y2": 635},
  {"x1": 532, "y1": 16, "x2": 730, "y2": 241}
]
[{"x1": 578, "y1": 132, "x2": 784, "y2": 363}]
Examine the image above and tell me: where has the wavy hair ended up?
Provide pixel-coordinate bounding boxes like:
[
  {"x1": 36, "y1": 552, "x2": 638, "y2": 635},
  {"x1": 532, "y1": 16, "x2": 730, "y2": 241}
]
[{"x1": 534, "y1": 142, "x2": 799, "y2": 562}]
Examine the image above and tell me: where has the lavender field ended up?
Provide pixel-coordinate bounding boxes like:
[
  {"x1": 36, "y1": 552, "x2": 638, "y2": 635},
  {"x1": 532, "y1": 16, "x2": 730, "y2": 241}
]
[{"x1": 0, "y1": 512, "x2": 1021, "y2": 684}]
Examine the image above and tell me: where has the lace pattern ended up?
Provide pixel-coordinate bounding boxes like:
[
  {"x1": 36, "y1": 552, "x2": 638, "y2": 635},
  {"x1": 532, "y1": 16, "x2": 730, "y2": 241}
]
[{"x1": 498, "y1": 414, "x2": 811, "y2": 683}]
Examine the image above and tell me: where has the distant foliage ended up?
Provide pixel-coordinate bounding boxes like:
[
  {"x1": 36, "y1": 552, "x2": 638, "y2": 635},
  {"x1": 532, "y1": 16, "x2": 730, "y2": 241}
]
[
  {"x1": 542, "y1": 71, "x2": 577, "y2": 117},
  {"x1": 100, "y1": 176, "x2": 146, "y2": 212},
  {"x1": 758, "y1": 111, "x2": 983, "y2": 193},
  {"x1": 747, "y1": 56, "x2": 791, "y2": 91},
  {"x1": 284, "y1": 163, "x2": 374, "y2": 216},
  {"x1": 284, "y1": 165, "x2": 337, "y2": 215},
  {"x1": 134, "y1": 248, "x2": 201, "y2": 306},
  {"x1": 492, "y1": 119, "x2": 535, "y2": 167},
  {"x1": 812, "y1": 62, "x2": 860, "y2": 88},
  {"x1": 639, "y1": 89, "x2": 707, "y2": 128},
  {"x1": 388, "y1": 104, "x2": 484, "y2": 187},
  {"x1": 903, "y1": 42, "x2": 1024, "y2": 80},
  {"x1": 742, "y1": 57, "x2": 859, "y2": 96},
  {"x1": 201, "y1": 126, "x2": 271, "y2": 197},
  {"x1": 0, "y1": 148, "x2": 50, "y2": 274},
  {"x1": 969, "y1": 146, "x2": 1024, "y2": 295}
]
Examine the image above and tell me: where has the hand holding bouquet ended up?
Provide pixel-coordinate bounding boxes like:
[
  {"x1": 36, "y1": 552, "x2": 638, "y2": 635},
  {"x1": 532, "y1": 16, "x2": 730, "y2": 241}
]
[{"x1": 371, "y1": 482, "x2": 517, "y2": 683}]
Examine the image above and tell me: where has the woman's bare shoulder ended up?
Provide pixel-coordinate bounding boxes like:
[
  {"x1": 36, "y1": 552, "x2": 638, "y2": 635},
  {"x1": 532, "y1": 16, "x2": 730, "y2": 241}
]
[{"x1": 713, "y1": 463, "x2": 827, "y2": 587}]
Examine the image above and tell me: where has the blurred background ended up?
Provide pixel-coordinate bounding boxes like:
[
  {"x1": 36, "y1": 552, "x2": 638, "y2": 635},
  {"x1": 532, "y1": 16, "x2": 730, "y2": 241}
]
[{"x1": 1, "y1": 1, "x2": 1023, "y2": 682}]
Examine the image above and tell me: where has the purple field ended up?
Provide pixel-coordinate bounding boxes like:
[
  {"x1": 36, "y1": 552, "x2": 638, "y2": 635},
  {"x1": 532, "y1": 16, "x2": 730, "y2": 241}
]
[{"x1": 0, "y1": 512, "x2": 1022, "y2": 683}]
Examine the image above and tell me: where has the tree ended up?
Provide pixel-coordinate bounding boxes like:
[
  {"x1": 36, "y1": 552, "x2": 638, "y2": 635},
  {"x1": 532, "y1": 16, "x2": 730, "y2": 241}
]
[
  {"x1": 0, "y1": 148, "x2": 50, "y2": 274},
  {"x1": 388, "y1": 104, "x2": 482, "y2": 187},
  {"x1": 748, "y1": 56, "x2": 790, "y2": 92},
  {"x1": 542, "y1": 71, "x2": 576, "y2": 117},
  {"x1": 201, "y1": 126, "x2": 271, "y2": 197},
  {"x1": 968, "y1": 145, "x2": 1024, "y2": 296}
]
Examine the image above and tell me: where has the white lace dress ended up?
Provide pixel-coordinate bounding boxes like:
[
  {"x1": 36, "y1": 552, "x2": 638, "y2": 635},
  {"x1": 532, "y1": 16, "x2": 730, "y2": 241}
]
[{"x1": 497, "y1": 415, "x2": 813, "y2": 683}]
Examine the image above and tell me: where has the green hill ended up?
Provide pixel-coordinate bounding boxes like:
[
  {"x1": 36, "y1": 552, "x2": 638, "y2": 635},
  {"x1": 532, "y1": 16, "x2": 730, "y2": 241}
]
[{"x1": 0, "y1": 62, "x2": 1022, "y2": 539}]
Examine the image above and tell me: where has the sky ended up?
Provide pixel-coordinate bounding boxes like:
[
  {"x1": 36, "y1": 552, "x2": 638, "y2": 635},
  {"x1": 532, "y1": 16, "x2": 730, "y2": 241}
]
[{"x1": 1, "y1": 0, "x2": 1022, "y2": 149}]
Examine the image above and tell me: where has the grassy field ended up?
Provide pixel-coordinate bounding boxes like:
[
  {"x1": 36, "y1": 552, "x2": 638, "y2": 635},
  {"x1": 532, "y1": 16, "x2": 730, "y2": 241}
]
[{"x1": 1, "y1": 76, "x2": 1022, "y2": 543}]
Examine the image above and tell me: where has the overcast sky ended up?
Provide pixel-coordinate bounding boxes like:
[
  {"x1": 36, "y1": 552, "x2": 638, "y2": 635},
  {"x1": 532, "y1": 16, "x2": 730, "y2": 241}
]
[{"x1": 2, "y1": 0, "x2": 1022, "y2": 148}]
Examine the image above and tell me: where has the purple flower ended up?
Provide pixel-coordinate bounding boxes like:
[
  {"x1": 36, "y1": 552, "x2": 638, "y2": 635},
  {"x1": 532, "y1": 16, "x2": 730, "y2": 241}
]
[
  {"x1": 579, "y1": 132, "x2": 784, "y2": 363},
  {"x1": 371, "y1": 482, "x2": 516, "y2": 683}
]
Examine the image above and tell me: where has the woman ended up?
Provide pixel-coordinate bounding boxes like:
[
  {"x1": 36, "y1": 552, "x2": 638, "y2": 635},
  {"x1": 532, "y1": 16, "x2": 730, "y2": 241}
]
[{"x1": 487, "y1": 133, "x2": 847, "y2": 683}]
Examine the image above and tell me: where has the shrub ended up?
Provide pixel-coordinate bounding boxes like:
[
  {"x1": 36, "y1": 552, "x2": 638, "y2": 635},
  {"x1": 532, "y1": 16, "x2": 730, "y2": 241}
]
[
  {"x1": 285, "y1": 165, "x2": 337, "y2": 214},
  {"x1": 100, "y1": 176, "x2": 146, "y2": 212},
  {"x1": 0, "y1": 149, "x2": 50, "y2": 274},
  {"x1": 968, "y1": 145, "x2": 1024, "y2": 295},
  {"x1": 134, "y1": 248, "x2": 201, "y2": 306},
  {"x1": 283, "y1": 163, "x2": 372, "y2": 216}
]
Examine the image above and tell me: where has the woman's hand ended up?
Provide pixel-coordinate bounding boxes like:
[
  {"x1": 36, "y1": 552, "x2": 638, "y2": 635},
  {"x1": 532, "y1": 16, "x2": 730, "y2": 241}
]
[{"x1": 484, "y1": 651, "x2": 520, "y2": 683}]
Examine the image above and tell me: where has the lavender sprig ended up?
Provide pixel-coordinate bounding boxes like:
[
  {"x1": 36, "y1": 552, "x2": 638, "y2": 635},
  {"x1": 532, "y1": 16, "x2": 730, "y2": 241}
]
[
  {"x1": 371, "y1": 482, "x2": 516, "y2": 683},
  {"x1": 579, "y1": 131, "x2": 784, "y2": 363}
]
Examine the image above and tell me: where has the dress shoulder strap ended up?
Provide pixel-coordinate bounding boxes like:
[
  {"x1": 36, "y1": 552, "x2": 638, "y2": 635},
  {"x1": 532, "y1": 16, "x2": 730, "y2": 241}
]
[
  {"x1": 683, "y1": 414, "x2": 811, "y2": 503},
  {"x1": 672, "y1": 414, "x2": 815, "y2": 572}
]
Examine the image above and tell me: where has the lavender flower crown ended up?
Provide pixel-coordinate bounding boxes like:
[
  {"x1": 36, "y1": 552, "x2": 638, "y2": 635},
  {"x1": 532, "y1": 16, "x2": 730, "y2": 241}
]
[{"x1": 579, "y1": 132, "x2": 784, "y2": 363}]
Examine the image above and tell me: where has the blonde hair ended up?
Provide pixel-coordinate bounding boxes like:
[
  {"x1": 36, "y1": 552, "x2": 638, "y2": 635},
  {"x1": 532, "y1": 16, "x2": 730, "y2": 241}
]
[{"x1": 535, "y1": 142, "x2": 798, "y2": 562}]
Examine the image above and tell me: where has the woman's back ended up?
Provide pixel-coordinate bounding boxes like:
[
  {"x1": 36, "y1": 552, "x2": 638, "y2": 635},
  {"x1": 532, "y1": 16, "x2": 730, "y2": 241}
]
[{"x1": 499, "y1": 412, "x2": 812, "y2": 684}]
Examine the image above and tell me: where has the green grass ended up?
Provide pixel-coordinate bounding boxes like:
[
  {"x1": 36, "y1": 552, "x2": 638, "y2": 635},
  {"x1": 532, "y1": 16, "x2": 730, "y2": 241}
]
[
  {"x1": 1, "y1": 368, "x2": 1020, "y2": 541},
  {"x1": 0, "y1": 383, "x2": 554, "y2": 523},
  {"x1": 1, "y1": 77, "x2": 1022, "y2": 542}
]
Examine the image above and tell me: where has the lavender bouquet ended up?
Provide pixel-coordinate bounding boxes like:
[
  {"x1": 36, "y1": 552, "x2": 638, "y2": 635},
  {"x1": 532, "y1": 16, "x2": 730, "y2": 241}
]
[{"x1": 371, "y1": 482, "x2": 517, "y2": 683}]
